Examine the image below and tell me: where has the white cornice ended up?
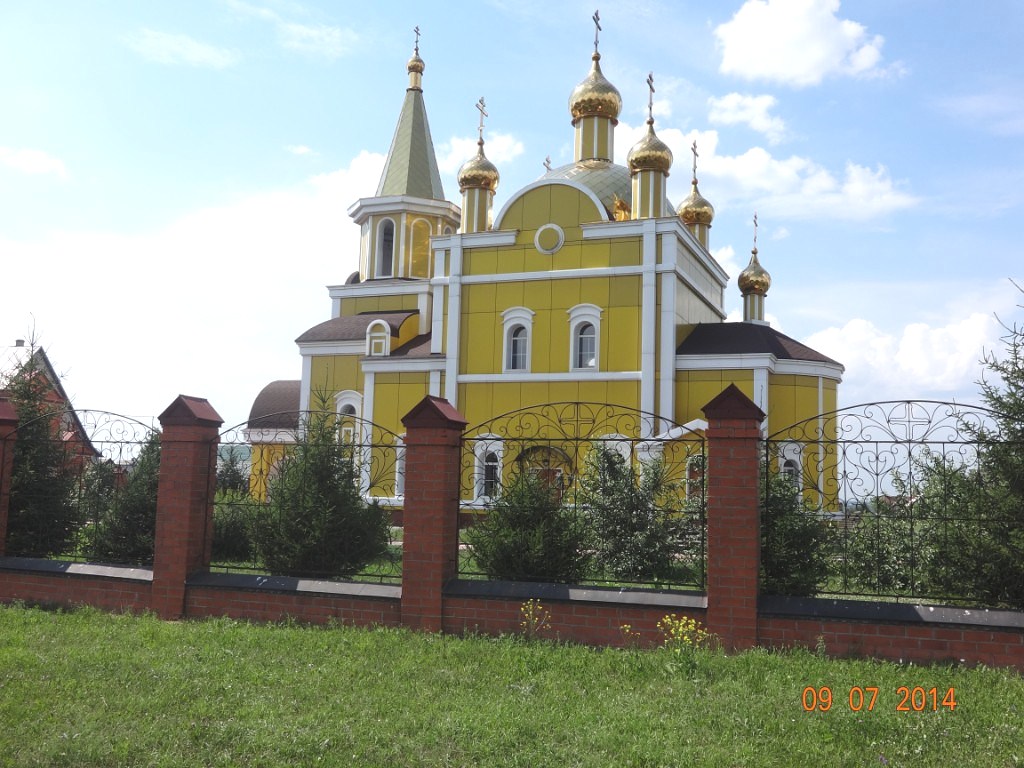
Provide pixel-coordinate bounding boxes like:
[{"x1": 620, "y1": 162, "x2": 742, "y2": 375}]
[
  {"x1": 347, "y1": 195, "x2": 460, "y2": 224},
  {"x1": 675, "y1": 353, "x2": 843, "y2": 381},
  {"x1": 461, "y1": 265, "x2": 643, "y2": 285},
  {"x1": 361, "y1": 356, "x2": 447, "y2": 373},
  {"x1": 327, "y1": 279, "x2": 432, "y2": 300},
  {"x1": 297, "y1": 340, "x2": 364, "y2": 356},
  {"x1": 458, "y1": 371, "x2": 642, "y2": 383}
]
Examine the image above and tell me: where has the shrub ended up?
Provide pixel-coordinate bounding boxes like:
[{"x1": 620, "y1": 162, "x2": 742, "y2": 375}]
[
  {"x1": 760, "y1": 469, "x2": 831, "y2": 596},
  {"x1": 88, "y1": 433, "x2": 161, "y2": 565},
  {"x1": 464, "y1": 468, "x2": 590, "y2": 583},
  {"x1": 579, "y1": 444, "x2": 686, "y2": 581},
  {"x1": 3, "y1": 358, "x2": 80, "y2": 558},
  {"x1": 254, "y1": 411, "x2": 389, "y2": 579},
  {"x1": 212, "y1": 490, "x2": 258, "y2": 564}
]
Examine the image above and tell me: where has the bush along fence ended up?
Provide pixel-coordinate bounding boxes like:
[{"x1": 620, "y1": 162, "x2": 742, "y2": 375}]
[{"x1": 0, "y1": 390, "x2": 1021, "y2": 669}]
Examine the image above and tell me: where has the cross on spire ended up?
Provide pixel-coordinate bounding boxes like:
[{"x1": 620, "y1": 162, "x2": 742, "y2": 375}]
[
  {"x1": 690, "y1": 140, "x2": 699, "y2": 182},
  {"x1": 475, "y1": 97, "x2": 488, "y2": 142},
  {"x1": 753, "y1": 212, "x2": 759, "y2": 252},
  {"x1": 543, "y1": 155, "x2": 552, "y2": 171},
  {"x1": 592, "y1": 10, "x2": 602, "y2": 53},
  {"x1": 413, "y1": 25, "x2": 420, "y2": 55},
  {"x1": 646, "y1": 72, "x2": 655, "y2": 123}
]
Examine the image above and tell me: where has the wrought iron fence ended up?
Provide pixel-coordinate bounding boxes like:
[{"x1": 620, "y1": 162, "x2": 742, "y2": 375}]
[
  {"x1": 212, "y1": 411, "x2": 403, "y2": 583},
  {"x1": 765, "y1": 400, "x2": 1024, "y2": 609},
  {"x1": 1, "y1": 409, "x2": 159, "y2": 565},
  {"x1": 459, "y1": 403, "x2": 706, "y2": 591}
]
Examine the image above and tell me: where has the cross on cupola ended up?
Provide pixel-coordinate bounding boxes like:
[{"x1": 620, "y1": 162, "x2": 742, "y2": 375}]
[
  {"x1": 592, "y1": 10, "x2": 602, "y2": 53},
  {"x1": 475, "y1": 97, "x2": 488, "y2": 142},
  {"x1": 646, "y1": 72, "x2": 655, "y2": 122},
  {"x1": 413, "y1": 25, "x2": 420, "y2": 55}
]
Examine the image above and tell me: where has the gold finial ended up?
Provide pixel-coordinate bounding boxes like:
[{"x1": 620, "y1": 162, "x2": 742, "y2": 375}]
[
  {"x1": 646, "y1": 72, "x2": 655, "y2": 123},
  {"x1": 691, "y1": 141, "x2": 699, "y2": 183},
  {"x1": 413, "y1": 25, "x2": 420, "y2": 55},
  {"x1": 475, "y1": 97, "x2": 488, "y2": 143},
  {"x1": 543, "y1": 155, "x2": 552, "y2": 171},
  {"x1": 592, "y1": 10, "x2": 602, "y2": 54}
]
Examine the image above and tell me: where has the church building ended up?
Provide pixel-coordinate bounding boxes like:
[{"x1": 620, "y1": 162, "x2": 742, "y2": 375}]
[{"x1": 247, "y1": 22, "x2": 843, "y2": 499}]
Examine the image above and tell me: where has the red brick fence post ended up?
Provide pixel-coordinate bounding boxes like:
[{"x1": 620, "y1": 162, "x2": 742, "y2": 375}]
[
  {"x1": 151, "y1": 395, "x2": 222, "y2": 620},
  {"x1": 0, "y1": 401, "x2": 18, "y2": 557},
  {"x1": 400, "y1": 396, "x2": 467, "y2": 632},
  {"x1": 702, "y1": 384, "x2": 765, "y2": 651}
]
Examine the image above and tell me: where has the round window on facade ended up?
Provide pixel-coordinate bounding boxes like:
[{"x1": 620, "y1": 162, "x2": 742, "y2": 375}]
[{"x1": 534, "y1": 223, "x2": 564, "y2": 255}]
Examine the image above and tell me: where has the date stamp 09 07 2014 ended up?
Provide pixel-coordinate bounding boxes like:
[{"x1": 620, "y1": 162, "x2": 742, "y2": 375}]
[{"x1": 802, "y1": 686, "x2": 958, "y2": 713}]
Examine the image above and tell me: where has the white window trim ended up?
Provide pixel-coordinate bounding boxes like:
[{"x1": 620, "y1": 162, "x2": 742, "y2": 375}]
[
  {"x1": 394, "y1": 434, "x2": 406, "y2": 498},
  {"x1": 568, "y1": 303, "x2": 603, "y2": 371},
  {"x1": 376, "y1": 217, "x2": 396, "y2": 278},
  {"x1": 501, "y1": 306, "x2": 535, "y2": 373},
  {"x1": 366, "y1": 319, "x2": 392, "y2": 357}
]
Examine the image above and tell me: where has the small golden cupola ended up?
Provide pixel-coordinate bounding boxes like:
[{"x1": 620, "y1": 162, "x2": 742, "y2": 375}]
[
  {"x1": 458, "y1": 98, "x2": 500, "y2": 233},
  {"x1": 627, "y1": 72, "x2": 673, "y2": 219},
  {"x1": 739, "y1": 213, "x2": 772, "y2": 324},
  {"x1": 678, "y1": 141, "x2": 715, "y2": 248},
  {"x1": 569, "y1": 11, "x2": 622, "y2": 163}
]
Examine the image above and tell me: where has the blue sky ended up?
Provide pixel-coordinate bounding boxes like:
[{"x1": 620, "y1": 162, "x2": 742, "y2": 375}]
[{"x1": 2, "y1": 0, "x2": 1023, "y2": 429}]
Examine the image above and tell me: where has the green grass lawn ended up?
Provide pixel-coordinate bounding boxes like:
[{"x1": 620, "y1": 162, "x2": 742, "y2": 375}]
[{"x1": 0, "y1": 604, "x2": 1020, "y2": 767}]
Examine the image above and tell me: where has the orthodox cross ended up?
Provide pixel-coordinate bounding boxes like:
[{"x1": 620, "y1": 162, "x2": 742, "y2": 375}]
[
  {"x1": 475, "y1": 97, "x2": 488, "y2": 142},
  {"x1": 413, "y1": 25, "x2": 420, "y2": 55},
  {"x1": 592, "y1": 10, "x2": 601, "y2": 52},
  {"x1": 543, "y1": 155, "x2": 552, "y2": 171},
  {"x1": 646, "y1": 72, "x2": 655, "y2": 122},
  {"x1": 753, "y1": 212, "x2": 759, "y2": 251}
]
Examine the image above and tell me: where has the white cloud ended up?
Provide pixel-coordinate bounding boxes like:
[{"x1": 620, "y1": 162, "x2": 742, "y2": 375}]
[
  {"x1": 0, "y1": 151, "x2": 385, "y2": 430},
  {"x1": 613, "y1": 123, "x2": 918, "y2": 221},
  {"x1": 125, "y1": 29, "x2": 239, "y2": 69},
  {"x1": 715, "y1": 0, "x2": 898, "y2": 87},
  {"x1": 437, "y1": 133, "x2": 526, "y2": 176},
  {"x1": 285, "y1": 144, "x2": 316, "y2": 156},
  {"x1": 708, "y1": 93, "x2": 787, "y2": 144},
  {"x1": 225, "y1": 0, "x2": 356, "y2": 59},
  {"x1": 0, "y1": 147, "x2": 68, "y2": 179},
  {"x1": 805, "y1": 313, "x2": 1001, "y2": 405}
]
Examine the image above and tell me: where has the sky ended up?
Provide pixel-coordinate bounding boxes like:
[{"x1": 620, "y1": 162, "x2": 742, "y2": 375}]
[{"x1": 2, "y1": 0, "x2": 1023, "y2": 430}]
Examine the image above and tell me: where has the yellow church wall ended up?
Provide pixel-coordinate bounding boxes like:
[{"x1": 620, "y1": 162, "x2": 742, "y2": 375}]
[
  {"x1": 345, "y1": 293, "x2": 420, "y2": 316},
  {"x1": 674, "y1": 370, "x2": 755, "y2": 425},
  {"x1": 368, "y1": 371, "x2": 430, "y2": 434},
  {"x1": 458, "y1": 379, "x2": 642, "y2": 432},
  {"x1": 308, "y1": 355, "x2": 362, "y2": 402},
  {"x1": 609, "y1": 238, "x2": 641, "y2": 267},
  {"x1": 394, "y1": 314, "x2": 421, "y2": 350}
]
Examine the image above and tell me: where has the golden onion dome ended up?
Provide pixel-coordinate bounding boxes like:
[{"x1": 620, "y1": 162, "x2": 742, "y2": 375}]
[
  {"x1": 569, "y1": 53, "x2": 622, "y2": 123},
  {"x1": 407, "y1": 51, "x2": 425, "y2": 75},
  {"x1": 738, "y1": 248, "x2": 771, "y2": 296},
  {"x1": 677, "y1": 180, "x2": 715, "y2": 226},
  {"x1": 627, "y1": 119, "x2": 673, "y2": 175},
  {"x1": 458, "y1": 140, "x2": 500, "y2": 192}
]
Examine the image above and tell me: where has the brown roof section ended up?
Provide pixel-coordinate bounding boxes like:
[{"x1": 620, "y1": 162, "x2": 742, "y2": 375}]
[
  {"x1": 391, "y1": 334, "x2": 435, "y2": 358},
  {"x1": 296, "y1": 311, "x2": 417, "y2": 344},
  {"x1": 247, "y1": 380, "x2": 301, "y2": 430},
  {"x1": 676, "y1": 323, "x2": 841, "y2": 366}
]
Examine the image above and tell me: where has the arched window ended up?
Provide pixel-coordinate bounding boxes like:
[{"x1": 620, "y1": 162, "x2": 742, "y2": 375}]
[
  {"x1": 501, "y1": 307, "x2": 534, "y2": 373},
  {"x1": 782, "y1": 458, "x2": 800, "y2": 487},
  {"x1": 575, "y1": 323, "x2": 596, "y2": 369},
  {"x1": 568, "y1": 303, "x2": 602, "y2": 371},
  {"x1": 377, "y1": 219, "x2": 395, "y2": 277},
  {"x1": 473, "y1": 435, "x2": 503, "y2": 501},
  {"x1": 508, "y1": 326, "x2": 528, "y2": 370},
  {"x1": 483, "y1": 451, "x2": 500, "y2": 498},
  {"x1": 339, "y1": 404, "x2": 356, "y2": 416},
  {"x1": 366, "y1": 320, "x2": 390, "y2": 357}
]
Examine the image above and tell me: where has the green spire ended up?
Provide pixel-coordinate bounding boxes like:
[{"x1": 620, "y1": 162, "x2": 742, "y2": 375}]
[{"x1": 375, "y1": 47, "x2": 446, "y2": 200}]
